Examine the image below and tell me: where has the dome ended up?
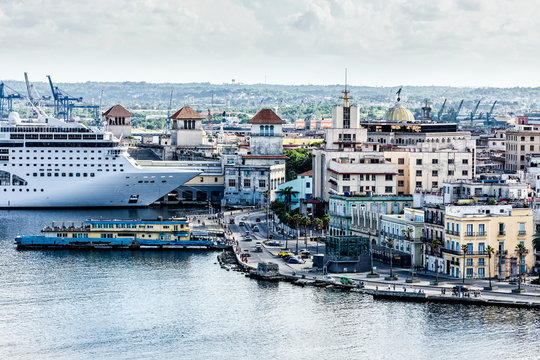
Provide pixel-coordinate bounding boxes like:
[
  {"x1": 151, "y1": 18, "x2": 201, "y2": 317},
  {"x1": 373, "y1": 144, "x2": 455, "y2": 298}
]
[{"x1": 383, "y1": 102, "x2": 415, "y2": 122}]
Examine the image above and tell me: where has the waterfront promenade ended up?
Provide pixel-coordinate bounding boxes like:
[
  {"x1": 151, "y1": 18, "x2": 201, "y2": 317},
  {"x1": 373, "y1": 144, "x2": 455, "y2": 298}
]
[{"x1": 223, "y1": 209, "x2": 540, "y2": 308}]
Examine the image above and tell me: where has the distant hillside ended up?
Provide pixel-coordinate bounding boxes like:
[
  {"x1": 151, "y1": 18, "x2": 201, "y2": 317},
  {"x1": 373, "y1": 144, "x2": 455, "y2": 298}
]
[{"x1": 3, "y1": 80, "x2": 540, "y2": 118}]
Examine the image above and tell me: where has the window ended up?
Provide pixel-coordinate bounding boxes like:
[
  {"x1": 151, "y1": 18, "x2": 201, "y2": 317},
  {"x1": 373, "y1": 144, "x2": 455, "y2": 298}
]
[
  {"x1": 398, "y1": 158, "x2": 404, "y2": 165},
  {"x1": 416, "y1": 181, "x2": 422, "y2": 188},
  {"x1": 398, "y1": 169, "x2": 404, "y2": 176},
  {"x1": 416, "y1": 159, "x2": 422, "y2": 165},
  {"x1": 385, "y1": 174, "x2": 393, "y2": 181},
  {"x1": 466, "y1": 268, "x2": 473, "y2": 278},
  {"x1": 385, "y1": 186, "x2": 393, "y2": 193},
  {"x1": 432, "y1": 159, "x2": 438, "y2": 164},
  {"x1": 432, "y1": 170, "x2": 438, "y2": 176},
  {"x1": 466, "y1": 258, "x2": 473, "y2": 266},
  {"x1": 466, "y1": 224, "x2": 473, "y2": 236},
  {"x1": 432, "y1": 182, "x2": 438, "y2": 189},
  {"x1": 416, "y1": 170, "x2": 422, "y2": 176},
  {"x1": 448, "y1": 159, "x2": 454, "y2": 164},
  {"x1": 462, "y1": 159, "x2": 469, "y2": 164},
  {"x1": 398, "y1": 180, "x2": 404, "y2": 187},
  {"x1": 258, "y1": 180, "x2": 266, "y2": 188},
  {"x1": 243, "y1": 179, "x2": 251, "y2": 187},
  {"x1": 478, "y1": 243, "x2": 485, "y2": 254},
  {"x1": 519, "y1": 222, "x2": 525, "y2": 235},
  {"x1": 342, "y1": 174, "x2": 350, "y2": 181},
  {"x1": 448, "y1": 170, "x2": 454, "y2": 176},
  {"x1": 499, "y1": 223, "x2": 505, "y2": 235},
  {"x1": 531, "y1": 145, "x2": 535, "y2": 151},
  {"x1": 478, "y1": 224, "x2": 485, "y2": 236},
  {"x1": 306, "y1": 182, "x2": 310, "y2": 188},
  {"x1": 228, "y1": 179, "x2": 235, "y2": 187},
  {"x1": 342, "y1": 186, "x2": 350, "y2": 193},
  {"x1": 521, "y1": 145, "x2": 525, "y2": 151},
  {"x1": 462, "y1": 170, "x2": 468, "y2": 176},
  {"x1": 343, "y1": 107, "x2": 350, "y2": 128}
]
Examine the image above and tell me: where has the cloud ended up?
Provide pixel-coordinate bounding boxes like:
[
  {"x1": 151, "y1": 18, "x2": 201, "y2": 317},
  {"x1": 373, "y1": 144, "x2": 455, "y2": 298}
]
[{"x1": 0, "y1": 0, "x2": 539, "y2": 86}]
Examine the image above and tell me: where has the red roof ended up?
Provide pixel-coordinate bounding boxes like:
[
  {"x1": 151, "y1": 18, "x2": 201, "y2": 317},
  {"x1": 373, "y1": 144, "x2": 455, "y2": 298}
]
[
  {"x1": 247, "y1": 109, "x2": 285, "y2": 124},
  {"x1": 169, "y1": 106, "x2": 204, "y2": 120},
  {"x1": 298, "y1": 170, "x2": 312, "y2": 176},
  {"x1": 103, "y1": 104, "x2": 133, "y2": 117}
]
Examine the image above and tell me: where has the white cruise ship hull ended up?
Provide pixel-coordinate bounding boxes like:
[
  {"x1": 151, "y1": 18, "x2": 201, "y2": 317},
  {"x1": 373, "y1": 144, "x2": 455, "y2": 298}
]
[{"x1": 0, "y1": 168, "x2": 201, "y2": 208}]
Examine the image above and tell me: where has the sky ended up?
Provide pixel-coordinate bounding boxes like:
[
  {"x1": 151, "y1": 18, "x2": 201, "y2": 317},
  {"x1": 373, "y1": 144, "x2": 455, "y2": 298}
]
[{"x1": 1, "y1": 0, "x2": 539, "y2": 87}]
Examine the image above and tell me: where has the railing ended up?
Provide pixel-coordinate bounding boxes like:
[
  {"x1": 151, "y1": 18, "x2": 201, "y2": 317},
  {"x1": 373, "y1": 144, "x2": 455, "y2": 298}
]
[
  {"x1": 518, "y1": 231, "x2": 526, "y2": 236},
  {"x1": 496, "y1": 250, "x2": 508, "y2": 256},
  {"x1": 464, "y1": 232, "x2": 487, "y2": 237},
  {"x1": 442, "y1": 248, "x2": 461, "y2": 256},
  {"x1": 445, "y1": 230, "x2": 460, "y2": 236},
  {"x1": 497, "y1": 231, "x2": 506, "y2": 236}
]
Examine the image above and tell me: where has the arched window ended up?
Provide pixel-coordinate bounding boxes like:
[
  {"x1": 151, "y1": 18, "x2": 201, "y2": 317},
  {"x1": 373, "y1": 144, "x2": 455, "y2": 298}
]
[
  {"x1": 264, "y1": 125, "x2": 269, "y2": 136},
  {"x1": 270, "y1": 125, "x2": 274, "y2": 136},
  {"x1": 260, "y1": 126, "x2": 264, "y2": 136}
]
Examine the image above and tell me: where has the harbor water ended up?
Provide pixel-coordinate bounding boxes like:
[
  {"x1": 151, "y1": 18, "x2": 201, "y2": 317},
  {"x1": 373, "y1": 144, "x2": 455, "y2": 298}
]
[{"x1": 1, "y1": 209, "x2": 540, "y2": 360}]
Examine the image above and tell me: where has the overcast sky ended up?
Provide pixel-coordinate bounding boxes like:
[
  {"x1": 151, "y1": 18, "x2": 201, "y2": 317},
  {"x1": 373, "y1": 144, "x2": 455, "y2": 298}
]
[{"x1": 1, "y1": 0, "x2": 539, "y2": 87}]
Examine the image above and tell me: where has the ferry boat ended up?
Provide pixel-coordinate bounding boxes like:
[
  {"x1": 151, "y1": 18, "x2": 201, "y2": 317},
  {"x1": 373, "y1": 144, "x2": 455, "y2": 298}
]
[
  {"x1": 0, "y1": 111, "x2": 203, "y2": 207},
  {"x1": 15, "y1": 217, "x2": 230, "y2": 249}
]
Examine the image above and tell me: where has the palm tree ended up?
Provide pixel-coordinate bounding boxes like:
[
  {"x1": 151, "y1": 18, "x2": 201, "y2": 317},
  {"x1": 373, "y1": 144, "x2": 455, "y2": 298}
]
[
  {"x1": 283, "y1": 213, "x2": 291, "y2": 249},
  {"x1": 515, "y1": 243, "x2": 527, "y2": 291},
  {"x1": 485, "y1": 245, "x2": 495, "y2": 288},
  {"x1": 291, "y1": 214, "x2": 303, "y2": 254},
  {"x1": 461, "y1": 244, "x2": 469, "y2": 284},
  {"x1": 301, "y1": 216, "x2": 311, "y2": 252},
  {"x1": 403, "y1": 228, "x2": 415, "y2": 282},
  {"x1": 312, "y1": 218, "x2": 323, "y2": 254},
  {"x1": 322, "y1": 214, "x2": 330, "y2": 238},
  {"x1": 387, "y1": 238, "x2": 395, "y2": 278},
  {"x1": 432, "y1": 239, "x2": 442, "y2": 283}
]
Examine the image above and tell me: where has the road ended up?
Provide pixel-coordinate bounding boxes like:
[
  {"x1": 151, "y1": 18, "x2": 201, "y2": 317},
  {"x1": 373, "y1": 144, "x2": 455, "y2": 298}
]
[{"x1": 218, "y1": 208, "x2": 540, "y2": 304}]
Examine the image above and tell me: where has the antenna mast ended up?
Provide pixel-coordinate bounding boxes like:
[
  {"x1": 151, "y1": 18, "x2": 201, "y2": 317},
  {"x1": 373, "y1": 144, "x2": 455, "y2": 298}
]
[{"x1": 340, "y1": 68, "x2": 350, "y2": 107}]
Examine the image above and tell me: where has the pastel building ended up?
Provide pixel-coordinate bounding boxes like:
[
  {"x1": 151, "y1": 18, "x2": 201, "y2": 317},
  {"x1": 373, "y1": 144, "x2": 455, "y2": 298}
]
[{"x1": 277, "y1": 170, "x2": 312, "y2": 210}]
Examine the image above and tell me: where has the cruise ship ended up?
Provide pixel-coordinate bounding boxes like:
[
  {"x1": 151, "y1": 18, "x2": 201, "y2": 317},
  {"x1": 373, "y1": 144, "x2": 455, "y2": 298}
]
[{"x1": 0, "y1": 112, "x2": 203, "y2": 208}]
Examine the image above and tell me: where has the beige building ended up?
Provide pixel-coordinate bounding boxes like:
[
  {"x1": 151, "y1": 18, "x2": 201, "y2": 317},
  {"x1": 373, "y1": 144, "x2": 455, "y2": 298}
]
[
  {"x1": 505, "y1": 124, "x2": 540, "y2": 171},
  {"x1": 384, "y1": 149, "x2": 474, "y2": 195},
  {"x1": 443, "y1": 204, "x2": 534, "y2": 280}
]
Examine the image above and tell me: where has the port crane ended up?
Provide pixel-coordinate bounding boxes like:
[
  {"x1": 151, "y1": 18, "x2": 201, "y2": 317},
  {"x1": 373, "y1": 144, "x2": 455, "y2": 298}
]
[
  {"x1": 486, "y1": 100, "x2": 498, "y2": 123},
  {"x1": 46, "y1": 75, "x2": 99, "y2": 122},
  {"x1": 47, "y1": 75, "x2": 82, "y2": 121},
  {"x1": 470, "y1": 99, "x2": 481, "y2": 126},
  {"x1": 437, "y1": 99, "x2": 447, "y2": 122},
  {"x1": 0, "y1": 82, "x2": 23, "y2": 118}
]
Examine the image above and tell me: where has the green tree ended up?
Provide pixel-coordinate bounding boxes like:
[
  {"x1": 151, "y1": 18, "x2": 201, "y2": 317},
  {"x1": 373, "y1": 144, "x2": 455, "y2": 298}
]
[
  {"x1": 284, "y1": 148, "x2": 312, "y2": 181},
  {"x1": 486, "y1": 245, "x2": 495, "y2": 288},
  {"x1": 432, "y1": 239, "x2": 442, "y2": 283},
  {"x1": 276, "y1": 186, "x2": 294, "y2": 213},
  {"x1": 515, "y1": 243, "x2": 527, "y2": 291},
  {"x1": 312, "y1": 218, "x2": 323, "y2": 254},
  {"x1": 387, "y1": 238, "x2": 395, "y2": 278},
  {"x1": 291, "y1": 214, "x2": 303, "y2": 254},
  {"x1": 461, "y1": 244, "x2": 469, "y2": 284}
]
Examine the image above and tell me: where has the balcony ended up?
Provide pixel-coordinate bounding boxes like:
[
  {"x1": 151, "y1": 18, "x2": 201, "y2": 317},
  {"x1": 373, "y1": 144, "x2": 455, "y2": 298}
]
[
  {"x1": 517, "y1": 231, "x2": 526, "y2": 236},
  {"x1": 496, "y1": 250, "x2": 508, "y2": 256},
  {"x1": 497, "y1": 231, "x2": 506, "y2": 237},
  {"x1": 464, "y1": 232, "x2": 487, "y2": 238},
  {"x1": 445, "y1": 230, "x2": 460, "y2": 236}
]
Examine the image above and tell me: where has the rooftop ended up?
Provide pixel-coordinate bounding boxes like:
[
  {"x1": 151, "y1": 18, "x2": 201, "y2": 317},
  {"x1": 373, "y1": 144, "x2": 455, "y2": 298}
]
[
  {"x1": 103, "y1": 104, "x2": 133, "y2": 117},
  {"x1": 247, "y1": 109, "x2": 285, "y2": 124},
  {"x1": 169, "y1": 106, "x2": 204, "y2": 120}
]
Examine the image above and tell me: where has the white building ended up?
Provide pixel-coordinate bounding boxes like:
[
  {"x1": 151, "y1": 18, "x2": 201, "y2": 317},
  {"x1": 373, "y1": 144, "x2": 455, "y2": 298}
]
[{"x1": 103, "y1": 104, "x2": 133, "y2": 139}]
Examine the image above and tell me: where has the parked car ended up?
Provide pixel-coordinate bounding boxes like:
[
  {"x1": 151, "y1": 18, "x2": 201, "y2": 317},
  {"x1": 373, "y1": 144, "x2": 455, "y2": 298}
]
[
  {"x1": 300, "y1": 249, "x2": 311, "y2": 258},
  {"x1": 323, "y1": 275, "x2": 336, "y2": 283},
  {"x1": 253, "y1": 226, "x2": 260, "y2": 232},
  {"x1": 239, "y1": 221, "x2": 246, "y2": 226},
  {"x1": 278, "y1": 250, "x2": 293, "y2": 257},
  {"x1": 266, "y1": 241, "x2": 282, "y2": 247},
  {"x1": 287, "y1": 257, "x2": 301, "y2": 264},
  {"x1": 340, "y1": 276, "x2": 356, "y2": 285}
]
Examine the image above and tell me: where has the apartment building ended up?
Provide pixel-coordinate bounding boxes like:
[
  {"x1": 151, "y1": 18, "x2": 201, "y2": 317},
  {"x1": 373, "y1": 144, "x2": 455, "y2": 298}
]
[
  {"x1": 505, "y1": 124, "x2": 540, "y2": 171},
  {"x1": 443, "y1": 204, "x2": 534, "y2": 279},
  {"x1": 384, "y1": 149, "x2": 474, "y2": 195}
]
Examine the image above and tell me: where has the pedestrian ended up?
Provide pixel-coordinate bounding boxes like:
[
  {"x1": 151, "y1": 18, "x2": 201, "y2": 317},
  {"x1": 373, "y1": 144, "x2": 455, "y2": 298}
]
[
  {"x1": 376, "y1": 286, "x2": 378, "y2": 291},
  {"x1": 393, "y1": 284, "x2": 396, "y2": 291}
]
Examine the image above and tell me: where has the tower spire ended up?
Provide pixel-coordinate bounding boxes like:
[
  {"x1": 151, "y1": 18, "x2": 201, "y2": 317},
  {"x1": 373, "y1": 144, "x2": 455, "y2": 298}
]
[{"x1": 340, "y1": 68, "x2": 351, "y2": 107}]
